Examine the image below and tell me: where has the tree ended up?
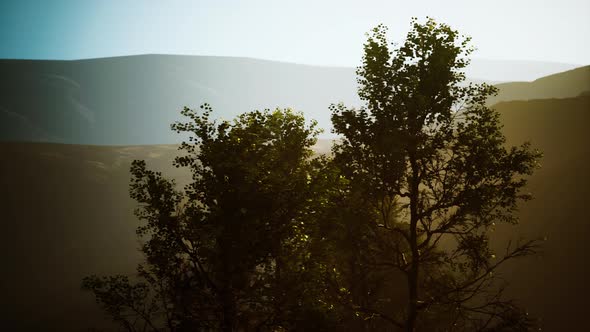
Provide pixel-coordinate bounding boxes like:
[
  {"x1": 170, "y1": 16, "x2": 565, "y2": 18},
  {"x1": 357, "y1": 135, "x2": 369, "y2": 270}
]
[
  {"x1": 328, "y1": 18, "x2": 542, "y2": 331},
  {"x1": 83, "y1": 105, "x2": 336, "y2": 331},
  {"x1": 83, "y1": 18, "x2": 542, "y2": 332}
]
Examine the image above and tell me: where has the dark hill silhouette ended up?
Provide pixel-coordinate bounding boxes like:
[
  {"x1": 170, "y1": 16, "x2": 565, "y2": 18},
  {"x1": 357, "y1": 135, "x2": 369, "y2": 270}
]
[
  {"x1": 0, "y1": 144, "x2": 183, "y2": 331},
  {"x1": 490, "y1": 65, "x2": 590, "y2": 105},
  {"x1": 492, "y1": 95, "x2": 590, "y2": 331},
  {"x1": 464, "y1": 58, "x2": 581, "y2": 82}
]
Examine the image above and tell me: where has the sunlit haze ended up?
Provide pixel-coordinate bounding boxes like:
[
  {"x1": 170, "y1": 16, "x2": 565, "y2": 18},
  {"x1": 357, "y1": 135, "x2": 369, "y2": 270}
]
[{"x1": 1, "y1": 0, "x2": 588, "y2": 66}]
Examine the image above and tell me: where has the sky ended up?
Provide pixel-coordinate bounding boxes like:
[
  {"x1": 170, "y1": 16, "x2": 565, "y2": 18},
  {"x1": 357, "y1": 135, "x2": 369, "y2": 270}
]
[{"x1": 1, "y1": 0, "x2": 589, "y2": 66}]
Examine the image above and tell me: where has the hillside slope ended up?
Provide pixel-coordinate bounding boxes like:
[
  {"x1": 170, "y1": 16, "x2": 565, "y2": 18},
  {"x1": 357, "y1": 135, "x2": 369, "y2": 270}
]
[
  {"x1": 464, "y1": 59, "x2": 581, "y2": 83},
  {"x1": 0, "y1": 144, "x2": 189, "y2": 331},
  {"x1": 490, "y1": 65, "x2": 590, "y2": 104},
  {"x1": 493, "y1": 95, "x2": 590, "y2": 331}
]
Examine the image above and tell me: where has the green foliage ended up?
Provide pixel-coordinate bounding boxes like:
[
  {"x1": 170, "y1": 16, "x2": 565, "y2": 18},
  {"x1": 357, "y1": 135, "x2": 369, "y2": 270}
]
[
  {"x1": 329, "y1": 17, "x2": 542, "y2": 331},
  {"x1": 81, "y1": 275, "x2": 161, "y2": 331},
  {"x1": 83, "y1": 18, "x2": 542, "y2": 332},
  {"x1": 84, "y1": 105, "x2": 339, "y2": 331}
]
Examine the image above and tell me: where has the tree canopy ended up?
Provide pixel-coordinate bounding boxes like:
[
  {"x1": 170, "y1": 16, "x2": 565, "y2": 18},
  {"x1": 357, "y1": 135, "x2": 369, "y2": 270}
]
[
  {"x1": 83, "y1": 18, "x2": 542, "y2": 332},
  {"x1": 84, "y1": 105, "x2": 336, "y2": 331},
  {"x1": 328, "y1": 17, "x2": 542, "y2": 331}
]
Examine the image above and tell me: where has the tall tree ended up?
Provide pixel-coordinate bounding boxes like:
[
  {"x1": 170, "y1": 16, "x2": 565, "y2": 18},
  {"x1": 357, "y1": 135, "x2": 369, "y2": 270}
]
[
  {"x1": 83, "y1": 105, "x2": 333, "y2": 331},
  {"x1": 329, "y1": 18, "x2": 542, "y2": 331},
  {"x1": 83, "y1": 18, "x2": 543, "y2": 332}
]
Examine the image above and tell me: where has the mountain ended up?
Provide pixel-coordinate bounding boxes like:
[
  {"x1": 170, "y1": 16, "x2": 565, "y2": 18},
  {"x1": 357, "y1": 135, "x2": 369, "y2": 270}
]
[
  {"x1": 0, "y1": 55, "x2": 359, "y2": 145},
  {"x1": 465, "y1": 59, "x2": 581, "y2": 83},
  {"x1": 0, "y1": 140, "x2": 330, "y2": 331},
  {"x1": 0, "y1": 55, "x2": 584, "y2": 145},
  {"x1": 489, "y1": 65, "x2": 590, "y2": 104},
  {"x1": 493, "y1": 95, "x2": 590, "y2": 331}
]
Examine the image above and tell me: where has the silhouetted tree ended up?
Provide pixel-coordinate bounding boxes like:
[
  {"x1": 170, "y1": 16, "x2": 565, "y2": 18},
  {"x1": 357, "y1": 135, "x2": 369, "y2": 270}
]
[
  {"x1": 83, "y1": 106, "x2": 338, "y2": 331},
  {"x1": 328, "y1": 18, "x2": 542, "y2": 331},
  {"x1": 83, "y1": 18, "x2": 542, "y2": 332}
]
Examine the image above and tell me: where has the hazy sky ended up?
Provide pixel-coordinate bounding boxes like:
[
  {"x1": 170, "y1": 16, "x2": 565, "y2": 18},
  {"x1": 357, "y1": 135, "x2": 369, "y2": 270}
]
[{"x1": 1, "y1": 0, "x2": 588, "y2": 66}]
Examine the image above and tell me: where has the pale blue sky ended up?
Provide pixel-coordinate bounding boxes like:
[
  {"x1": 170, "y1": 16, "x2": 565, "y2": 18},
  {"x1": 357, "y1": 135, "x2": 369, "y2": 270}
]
[{"x1": 1, "y1": 0, "x2": 588, "y2": 65}]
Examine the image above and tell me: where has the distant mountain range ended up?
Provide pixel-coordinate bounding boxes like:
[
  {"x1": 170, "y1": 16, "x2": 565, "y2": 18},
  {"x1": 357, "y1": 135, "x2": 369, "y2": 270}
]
[
  {"x1": 489, "y1": 65, "x2": 590, "y2": 105},
  {"x1": 464, "y1": 58, "x2": 581, "y2": 82},
  {"x1": 0, "y1": 55, "x2": 587, "y2": 145}
]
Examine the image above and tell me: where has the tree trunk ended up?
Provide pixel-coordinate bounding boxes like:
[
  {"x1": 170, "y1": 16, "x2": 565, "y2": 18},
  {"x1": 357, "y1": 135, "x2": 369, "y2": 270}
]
[
  {"x1": 220, "y1": 280, "x2": 236, "y2": 332},
  {"x1": 406, "y1": 254, "x2": 419, "y2": 332},
  {"x1": 406, "y1": 156, "x2": 420, "y2": 332}
]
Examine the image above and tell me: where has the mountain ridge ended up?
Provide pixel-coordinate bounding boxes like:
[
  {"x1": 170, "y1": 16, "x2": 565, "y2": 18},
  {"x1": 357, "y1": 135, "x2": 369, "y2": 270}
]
[
  {"x1": 490, "y1": 65, "x2": 590, "y2": 105},
  {"x1": 1, "y1": 55, "x2": 587, "y2": 146},
  {"x1": 0, "y1": 53, "x2": 582, "y2": 74}
]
